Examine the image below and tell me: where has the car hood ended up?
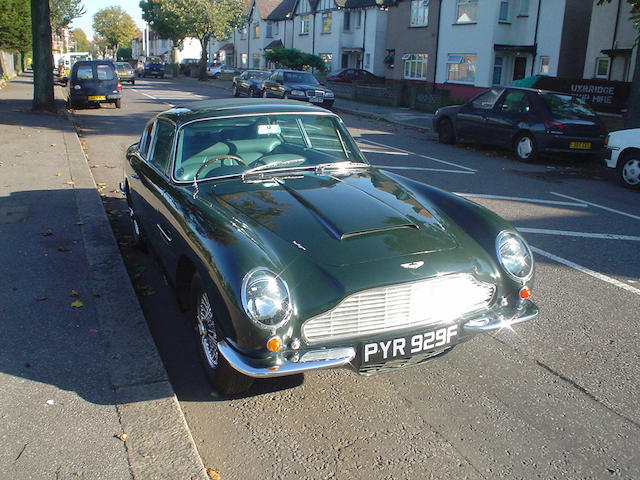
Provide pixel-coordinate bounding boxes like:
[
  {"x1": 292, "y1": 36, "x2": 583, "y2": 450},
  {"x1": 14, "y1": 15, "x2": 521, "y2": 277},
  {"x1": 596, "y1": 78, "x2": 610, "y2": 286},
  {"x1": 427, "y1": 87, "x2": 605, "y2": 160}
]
[
  {"x1": 286, "y1": 83, "x2": 331, "y2": 93},
  {"x1": 208, "y1": 169, "x2": 457, "y2": 267}
]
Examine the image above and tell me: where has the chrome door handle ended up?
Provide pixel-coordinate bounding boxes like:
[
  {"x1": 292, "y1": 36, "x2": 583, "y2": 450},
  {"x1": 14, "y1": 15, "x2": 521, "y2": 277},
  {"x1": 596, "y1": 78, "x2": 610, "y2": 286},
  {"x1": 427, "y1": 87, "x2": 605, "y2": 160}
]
[
  {"x1": 129, "y1": 174, "x2": 139, "y2": 180},
  {"x1": 156, "y1": 223, "x2": 172, "y2": 242}
]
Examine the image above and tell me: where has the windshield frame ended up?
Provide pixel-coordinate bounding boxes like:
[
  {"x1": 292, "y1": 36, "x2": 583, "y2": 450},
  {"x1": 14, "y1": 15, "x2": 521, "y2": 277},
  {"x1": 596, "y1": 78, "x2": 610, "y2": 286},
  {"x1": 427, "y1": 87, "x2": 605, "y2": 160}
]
[{"x1": 170, "y1": 111, "x2": 367, "y2": 185}]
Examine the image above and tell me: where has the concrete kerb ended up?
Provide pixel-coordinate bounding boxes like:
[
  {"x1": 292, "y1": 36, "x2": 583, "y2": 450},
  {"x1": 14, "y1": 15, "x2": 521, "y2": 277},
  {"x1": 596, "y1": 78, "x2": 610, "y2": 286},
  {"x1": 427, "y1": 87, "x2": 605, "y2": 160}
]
[{"x1": 58, "y1": 103, "x2": 208, "y2": 479}]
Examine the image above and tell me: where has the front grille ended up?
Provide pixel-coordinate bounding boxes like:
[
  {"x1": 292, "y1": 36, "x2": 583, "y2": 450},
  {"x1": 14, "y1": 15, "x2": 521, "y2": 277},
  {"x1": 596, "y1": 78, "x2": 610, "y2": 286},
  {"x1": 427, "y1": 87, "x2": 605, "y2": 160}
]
[
  {"x1": 358, "y1": 347, "x2": 451, "y2": 375},
  {"x1": 302, "y1": 273, "x2": 495, "y2": 344},
  {"x1": 306, "y1": 90, "x2": 325, "y2": 98}
]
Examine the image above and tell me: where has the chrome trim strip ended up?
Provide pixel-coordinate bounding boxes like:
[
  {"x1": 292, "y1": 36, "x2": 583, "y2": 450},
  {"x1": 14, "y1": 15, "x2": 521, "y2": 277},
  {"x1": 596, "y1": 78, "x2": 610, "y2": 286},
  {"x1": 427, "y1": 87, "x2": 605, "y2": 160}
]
[
  {"x1": 217, "y1": 341, "x2": 356, "y2": 378},
  {"x1": 462, "y1": 301, "x2": 538, "y2": 331}
]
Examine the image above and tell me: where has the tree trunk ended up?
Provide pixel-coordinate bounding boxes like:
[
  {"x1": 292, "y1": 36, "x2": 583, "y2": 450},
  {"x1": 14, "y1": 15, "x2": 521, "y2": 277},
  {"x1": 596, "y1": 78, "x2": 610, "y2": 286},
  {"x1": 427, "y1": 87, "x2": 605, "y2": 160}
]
[
  {"x1": 31, "y1": 0, "x2": 55, "y2": 111},
  {"x1": 624, "y1": 46, "x2": 640, "y2": 129},
  {"x1": 198, "y1": 36, "x2": 209, "y2": 81}
]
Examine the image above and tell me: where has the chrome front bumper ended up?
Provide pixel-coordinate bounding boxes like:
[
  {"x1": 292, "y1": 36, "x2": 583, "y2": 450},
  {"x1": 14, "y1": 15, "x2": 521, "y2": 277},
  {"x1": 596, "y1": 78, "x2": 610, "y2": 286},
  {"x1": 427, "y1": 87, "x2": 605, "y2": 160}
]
[{"x1": 219, "y1": 300, "x2": 538, "y2": 378}]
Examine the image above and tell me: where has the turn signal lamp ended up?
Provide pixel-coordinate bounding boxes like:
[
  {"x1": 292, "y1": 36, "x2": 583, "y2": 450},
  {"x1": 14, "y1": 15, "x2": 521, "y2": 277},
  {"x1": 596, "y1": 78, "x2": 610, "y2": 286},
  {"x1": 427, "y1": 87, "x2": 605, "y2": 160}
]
[
  {"x1": 267, "y1": 336, "x2": 282, "y2": 352},
  {"x1": 519, "y1": 286, "x2": 532, "y2": 300},
  {"x1": 117, "y1": 81, "x2": 122, "y2": 91}
]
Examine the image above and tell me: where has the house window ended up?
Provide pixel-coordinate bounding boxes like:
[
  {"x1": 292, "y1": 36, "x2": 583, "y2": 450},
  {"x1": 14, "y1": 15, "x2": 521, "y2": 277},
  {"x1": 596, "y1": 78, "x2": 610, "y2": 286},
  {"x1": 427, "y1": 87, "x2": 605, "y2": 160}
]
[
  {"x1": 518, "y1": 0, "x2": 529, "y2": 16},
  {"x1": 252, "y1": 53, "x2": 261, "y2": 68},
  {"x1": 320, "y1": 53, "x2": 332, "y2": 69},
  {"x1": 446, "y1": 54, "x2": 477, "y2": 83},
  {"x1": 266, "y1": 22, "x2": 273, "y2": 38},
  {"x1": 253, "y1": 24, "x2": 260, "y2": 38},
  {"x1": 274, "y1": 22, "x2": 280, "y2": 35},
  {"x1": 456, "y1": 0, "x2": 478, "y2": 23},
  {"x1": 344, "y1": 11, "x2": 351, "y2": 30},
  {"x1": 410, "y1": 0, "x2": 429, "y2": 27},
  {"x1": 365, "y1": 53, "x2": 370, "y2": 69},
  {"x1": 355, "y1": 10, "x2": 362, "y2": 28},
  {"x1": 241, "y1": 26, "x2": 247, "y2": 40},
  {"x1": 595, "y1": 57, "x2": 610, "y2": 78},
  {"x1": 403, "y1": 53, "x2": 428, "y2": 80},
  {"x1": 300, "y1": 15, "x2": 310, "y2": 34},
  {"x1": 492, "y1": 56, "x2": 503, "y2": 85},
  {"x1": 241, "y1": 53, "x2": 248, "y2": 67},
  {"x1": 498, "y1": 1, "x2": 509, "y2": 22},
  {"x1": 539, "y1": 56, "x2": 550, "y2": 74},
  {"x1": 322, "y1": 12, "x2": 332, "y2": 33}
]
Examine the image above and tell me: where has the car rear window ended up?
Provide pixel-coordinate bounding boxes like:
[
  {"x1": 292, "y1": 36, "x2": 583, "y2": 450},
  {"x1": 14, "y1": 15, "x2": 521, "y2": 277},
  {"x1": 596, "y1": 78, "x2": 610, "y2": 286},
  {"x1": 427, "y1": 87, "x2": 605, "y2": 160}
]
[
  {"x1": 542, "y1": 93, "x2": 596, "y2": 119},
  {"x1": 76, "y1": 64, "x2": 93, "y2": 80},
  {"x1": 96, "y1": 64, "x2": 115, "y2": 80}
]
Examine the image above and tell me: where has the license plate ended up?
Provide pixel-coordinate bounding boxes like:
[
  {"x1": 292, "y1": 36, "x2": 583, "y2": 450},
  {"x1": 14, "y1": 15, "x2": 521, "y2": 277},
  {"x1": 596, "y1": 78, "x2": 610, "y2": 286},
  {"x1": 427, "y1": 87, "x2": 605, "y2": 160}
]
[
  {"x1": 360, "y1": 325, "x2": 458, "y2": 365},
  {"x1": 309, "y1": 97, "x2": 323, "y2": 103},
  {"x1": 570, "y1": 141, "x2": 591, "y2": 150},
  {"x1": 88, "y1": 95, "x2": 106, "y2": 101}
]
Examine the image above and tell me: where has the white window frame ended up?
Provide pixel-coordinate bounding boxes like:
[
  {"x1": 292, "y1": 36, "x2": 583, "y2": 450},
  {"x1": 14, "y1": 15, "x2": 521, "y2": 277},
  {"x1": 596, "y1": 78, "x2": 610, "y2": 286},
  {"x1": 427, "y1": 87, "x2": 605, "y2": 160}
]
[
  {"x1": 456, "y1": 0, "x2": 478, "y2": 23},
  {"x1": 498, "y1": 1, "x2": 509, "y2": 22},
  {"x1": 300, "y1": 15, "x2": 310, "y2": 35},
  {"x1": 241, "y1": 53, "x2": 248, "y2": 67},
  {"x1": 241, "y1": 26, "x2": 247, "y2": 40},
  {"x1": 410, "y1": 0, "x2": 429, "y2": 27},
  {"x1": 403, "y1": 53, "x2": 428, "y2": 80},
  {"x1": 518, "y1": 0, "x2": 529, "y2": 16},
  {"x1": 539, "y1": 56, "x2": 550, "y2": 74},
  {"x1": 252, "y1": 53, "x2": 261, "y2": 68},
  {"x1": 446, "y1": 53, "x2": 477, "y2": 84},
  {"x1": 320, "y1": 52, "x2": 332, "y2": 69},
  {"x1": 492, "y1": 55, "x2": 504, "y2": 85},
  {"x1": 344, "y1": 11, "x2": 351, "y2": 31},
  {"x1": 354, "y1": 10, "x2": 362, "y2": 28},
  {"x1": 266, "y1": 22, "x2": 273, "y2": 38},
  {"x1": 253, "y1": 24, "x2": 260, "y2": 38},
  {"x1": 322, "y1": 12, "x2": 332, "y2": 33},
  {"x1": 595, "y1": 57, "x2": 610, "y2": 78}
]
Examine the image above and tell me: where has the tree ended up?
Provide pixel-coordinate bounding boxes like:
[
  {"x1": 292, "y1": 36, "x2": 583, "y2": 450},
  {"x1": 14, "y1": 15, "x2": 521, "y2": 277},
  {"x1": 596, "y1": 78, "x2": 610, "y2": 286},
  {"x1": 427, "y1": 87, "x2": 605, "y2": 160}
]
[
  {"x1": 50, "y1": 0, "x2": 85, "y2": 35},
  {"x1": 70, "y1": 28, "x2": 90, "y2": 52},
  {"x1": 31, "y1": 0, "x2": 54, "y2": 111},
  {"x1": 0, "y1": 0, "x2": 31, "y2": 70},
  {"x1": 142, "y1": 0, "x2": 244, "y2": 80},
  {"x1": 139, "y1": 0, "x2": 188, "y2": 70},
  {"x1": 598, "y1": 0, "x2": 640, "y2": 128},
  {"x1": 92, "y1": 6, "x2": 139, "y2": 57},
  {"x1": 264, "y1": 48, "x2": 328, "y2": 72}
]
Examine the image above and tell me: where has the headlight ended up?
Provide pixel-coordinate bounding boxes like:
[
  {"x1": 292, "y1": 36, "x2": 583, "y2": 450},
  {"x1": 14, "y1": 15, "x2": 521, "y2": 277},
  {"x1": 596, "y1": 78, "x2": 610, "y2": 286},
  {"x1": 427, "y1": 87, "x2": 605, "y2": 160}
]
[
  {"x1": 290, "y1": 90, "x2": 305, "y2": 96},
  {"x1": 325, "y1": 92, "x2": 334, "y2": 98},
  {"x1": 241, "y1": 268, "x2": 292, "y2": 329},
  {"x1": 496, "y1": 231, "x2": 533, "y2": 282}
]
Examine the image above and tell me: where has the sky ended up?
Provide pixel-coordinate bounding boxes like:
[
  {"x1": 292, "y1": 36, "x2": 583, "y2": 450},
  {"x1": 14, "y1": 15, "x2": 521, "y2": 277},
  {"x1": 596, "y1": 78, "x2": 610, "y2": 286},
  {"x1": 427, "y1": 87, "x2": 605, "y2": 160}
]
[{"x1": 70, "y1": 0, "x2": 145, "y2": 40}]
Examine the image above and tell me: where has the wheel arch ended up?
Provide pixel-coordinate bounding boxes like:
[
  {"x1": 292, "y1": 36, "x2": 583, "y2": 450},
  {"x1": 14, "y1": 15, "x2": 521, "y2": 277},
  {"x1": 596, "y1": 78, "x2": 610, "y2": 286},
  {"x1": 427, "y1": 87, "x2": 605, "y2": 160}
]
[
  {"x1": 512, "y1": 129, "x2": 535, "y2": 148},
  {"x1": 176, "y1": 255, "x2": 197, "y2": 311},
  {"x1": 436, "y1": 115, "x2": 456, "y2": 134},
  {"x1": 618, "y1": 147, "x2": 640, "y2": 164}
]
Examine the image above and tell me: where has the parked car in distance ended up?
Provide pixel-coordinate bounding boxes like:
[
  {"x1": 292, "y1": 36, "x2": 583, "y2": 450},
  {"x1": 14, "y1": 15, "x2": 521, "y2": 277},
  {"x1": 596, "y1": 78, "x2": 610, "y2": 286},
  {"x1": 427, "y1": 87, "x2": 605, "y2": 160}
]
[
  {"x1": 232, "y1": 70, "x2": 271, "y2": 97},
  {"x1": 207, "y1": 63, "x2": 239, "y2": 79},
  {"x1": 326, "y1": 68, "x2": 384, "y2": 84},
  {"x1": 122, "y1": 98, "x2": 538, "y2": 394},
  {"x1": 67, "y1": 60, "x2": 122, "y2": 109},
  {"x1": 143, "y1": 57, "x2": 165, "y2": 78},
  {"x1": 433, "y1": 87, "x2": 607, "y2": 162},
  {"x1": 262, "y1": 70, "x2": 335, "y2": 108},
  {"x1": 603, "y1": 128, "x2": 640, "y2": 189},
  {"x1": 115, "y1": 61, "x2": 135, "y2": 85},
  {"x1": 180, "y1": 58, "x2": 200, "y2": 76}
]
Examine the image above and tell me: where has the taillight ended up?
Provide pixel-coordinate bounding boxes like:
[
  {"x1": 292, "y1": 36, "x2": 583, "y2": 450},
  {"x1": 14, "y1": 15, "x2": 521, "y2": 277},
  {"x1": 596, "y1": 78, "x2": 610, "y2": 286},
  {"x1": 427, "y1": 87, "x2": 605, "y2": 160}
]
[
  {"x1": 604, "y1": 134, "x2": 610, "y2": 146},
  {"x1": 117, "y1": 81, "x2": 122, "y2": 90},
  {"x1": 544, "y1": 119, "x2": 564, "y2": 134}
]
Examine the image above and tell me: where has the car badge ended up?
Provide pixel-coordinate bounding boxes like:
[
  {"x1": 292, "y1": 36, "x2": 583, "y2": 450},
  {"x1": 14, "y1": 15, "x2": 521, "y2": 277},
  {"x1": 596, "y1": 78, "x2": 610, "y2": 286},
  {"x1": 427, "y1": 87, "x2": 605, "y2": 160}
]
[{"x1": 401, "y1": 261, "x2": 424, "y2": 270}]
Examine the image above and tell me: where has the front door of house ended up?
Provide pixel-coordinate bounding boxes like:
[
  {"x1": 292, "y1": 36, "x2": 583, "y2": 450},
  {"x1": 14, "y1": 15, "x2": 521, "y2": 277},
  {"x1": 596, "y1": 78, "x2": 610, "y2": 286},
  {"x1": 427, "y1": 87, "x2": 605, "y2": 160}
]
[{"x1": 513, "y1": 57, "x2": 527, "y2": 81}]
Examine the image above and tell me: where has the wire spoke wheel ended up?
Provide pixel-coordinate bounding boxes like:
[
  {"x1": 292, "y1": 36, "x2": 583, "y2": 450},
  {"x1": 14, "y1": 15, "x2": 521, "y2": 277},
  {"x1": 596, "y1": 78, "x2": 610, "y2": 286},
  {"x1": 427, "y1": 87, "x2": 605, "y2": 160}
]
[{"x1": 196, "y1": 292, "x2": 218, "y2": 370}]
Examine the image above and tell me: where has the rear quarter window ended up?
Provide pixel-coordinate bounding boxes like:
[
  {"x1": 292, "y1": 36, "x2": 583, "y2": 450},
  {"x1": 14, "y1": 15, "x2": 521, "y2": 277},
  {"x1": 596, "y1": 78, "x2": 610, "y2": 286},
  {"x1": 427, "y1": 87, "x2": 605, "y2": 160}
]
[{"x1": 542, "y1": 93, "x2": 596, "y2": 119}]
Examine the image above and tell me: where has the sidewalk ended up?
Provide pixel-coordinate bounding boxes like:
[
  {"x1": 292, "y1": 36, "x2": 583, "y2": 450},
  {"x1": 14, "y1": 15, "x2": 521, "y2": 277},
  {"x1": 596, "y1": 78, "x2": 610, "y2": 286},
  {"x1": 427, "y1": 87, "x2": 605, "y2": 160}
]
[{"x1": 0, "y1": 73, "x2": 207, "y2": 480}]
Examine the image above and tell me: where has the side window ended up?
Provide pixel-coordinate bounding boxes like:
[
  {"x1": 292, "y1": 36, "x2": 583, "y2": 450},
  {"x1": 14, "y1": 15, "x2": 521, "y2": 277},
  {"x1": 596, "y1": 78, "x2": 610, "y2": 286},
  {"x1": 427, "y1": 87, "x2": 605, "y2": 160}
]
[
  {"x1": 148, "y1": 120, "x2": 175, "y2": 174},
  {"x1": 471, "y1": 88, "x2": 503, "y2": 110},
  {"x1": 139, "y1": 122, "x2": 155, "y2": 158},
  {"x1": 497, "y1": 91, "x2": 531, "y2": 113}
]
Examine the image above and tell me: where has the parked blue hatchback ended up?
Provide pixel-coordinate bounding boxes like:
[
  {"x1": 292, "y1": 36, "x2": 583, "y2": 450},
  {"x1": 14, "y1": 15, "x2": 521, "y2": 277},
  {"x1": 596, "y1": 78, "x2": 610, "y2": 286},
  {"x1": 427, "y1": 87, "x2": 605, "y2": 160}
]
[{"x1": 66, "y1": 60, "x2": 122, "y2": 109}]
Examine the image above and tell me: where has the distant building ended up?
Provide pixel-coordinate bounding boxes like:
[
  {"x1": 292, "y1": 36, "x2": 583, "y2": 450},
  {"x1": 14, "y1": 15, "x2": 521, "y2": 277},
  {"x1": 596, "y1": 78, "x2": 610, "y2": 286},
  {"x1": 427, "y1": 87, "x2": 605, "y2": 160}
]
[{"x1": 132, "y1": 24, "x2": 202, "y2": 63}]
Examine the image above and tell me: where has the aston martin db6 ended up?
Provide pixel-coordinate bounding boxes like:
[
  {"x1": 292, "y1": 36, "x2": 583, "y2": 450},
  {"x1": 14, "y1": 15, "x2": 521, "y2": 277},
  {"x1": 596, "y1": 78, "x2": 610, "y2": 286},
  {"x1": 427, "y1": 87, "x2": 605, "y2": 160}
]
[{"x1": 123, "y1": 99, "x2": 538, "y2": 394}]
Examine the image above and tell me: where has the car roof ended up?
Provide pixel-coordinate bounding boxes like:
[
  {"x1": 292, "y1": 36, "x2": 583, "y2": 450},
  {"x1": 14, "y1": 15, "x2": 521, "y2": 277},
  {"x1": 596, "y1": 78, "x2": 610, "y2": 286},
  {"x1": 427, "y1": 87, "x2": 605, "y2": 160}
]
[{"x1": 157, "y1": 98, "x2": 334, "y2": 124}]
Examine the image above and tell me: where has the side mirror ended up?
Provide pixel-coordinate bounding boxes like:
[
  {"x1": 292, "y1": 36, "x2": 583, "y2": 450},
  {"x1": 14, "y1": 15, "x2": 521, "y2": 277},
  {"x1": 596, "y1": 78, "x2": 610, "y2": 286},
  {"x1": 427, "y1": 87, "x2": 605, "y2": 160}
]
[{"x1": 126, "y1": 142, "x2": 140, "y2": 156}]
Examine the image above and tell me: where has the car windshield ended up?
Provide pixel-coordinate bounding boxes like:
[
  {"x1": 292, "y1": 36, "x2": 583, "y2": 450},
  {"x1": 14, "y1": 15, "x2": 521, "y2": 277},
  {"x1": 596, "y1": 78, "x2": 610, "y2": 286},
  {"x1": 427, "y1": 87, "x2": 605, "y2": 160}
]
[
  {"x1": 174, "y1": 113, "x2": 366, "y2": 182},
  {"x1": 542, "y1": 93, "x2": 597, "y2": 119},
  {"x1": 283, "y1": 72, "x2": 319, "y2": 85},
  {"x1": 248, "y1": 71, "x2": 270, "y2": 79}
]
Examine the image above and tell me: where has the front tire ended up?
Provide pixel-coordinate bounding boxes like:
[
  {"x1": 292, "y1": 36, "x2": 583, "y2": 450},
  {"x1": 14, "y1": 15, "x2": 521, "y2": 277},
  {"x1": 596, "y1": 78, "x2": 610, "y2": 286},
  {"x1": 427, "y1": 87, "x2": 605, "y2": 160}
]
[
  {"x1": 617, "y1": 150, "x2": 640, "y2": 189},
  {"x1": 191, "y1": 275, "x2": 254, "y2": 395},
  {"x1": 232, "y1": 84, "x2": 239, "y2": 97},
  {"x1": 437, "y1": 118, "x2": 455, "y2": 144},
  {"x1": 115, "y1": 98, "x2": 122, "y2": 109},
  {"x1": 262, "y1": 89, "x2": 268, "y2": 98},
  {"x1": 131, "y1": 79, "x2": 135, "y2": 85},
  {"x1": 514, "y1": 132, "x2": 538, "y2": 162}
]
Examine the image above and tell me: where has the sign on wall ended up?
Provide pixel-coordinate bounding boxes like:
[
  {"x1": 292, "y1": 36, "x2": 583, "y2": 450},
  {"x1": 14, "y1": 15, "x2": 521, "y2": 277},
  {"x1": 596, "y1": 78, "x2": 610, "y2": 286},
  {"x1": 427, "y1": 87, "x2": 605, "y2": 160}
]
[{"x1": 532, "y1": 76, "x2": 631, "y2": 114}]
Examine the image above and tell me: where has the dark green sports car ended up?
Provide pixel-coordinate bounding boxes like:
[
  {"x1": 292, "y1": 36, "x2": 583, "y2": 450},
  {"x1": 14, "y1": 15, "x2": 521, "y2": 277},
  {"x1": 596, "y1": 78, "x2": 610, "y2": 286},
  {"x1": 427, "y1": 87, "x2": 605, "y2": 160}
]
[{"x1": 122, "y1": 99, "x2": 538, "y2": 394}]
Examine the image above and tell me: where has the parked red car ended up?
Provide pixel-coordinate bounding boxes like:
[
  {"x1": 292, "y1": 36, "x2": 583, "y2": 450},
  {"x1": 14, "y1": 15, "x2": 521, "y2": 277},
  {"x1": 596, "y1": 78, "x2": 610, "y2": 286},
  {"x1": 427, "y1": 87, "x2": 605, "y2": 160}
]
[{"x1": 326, "y1": 68, "x2": 384, "y2": 84}]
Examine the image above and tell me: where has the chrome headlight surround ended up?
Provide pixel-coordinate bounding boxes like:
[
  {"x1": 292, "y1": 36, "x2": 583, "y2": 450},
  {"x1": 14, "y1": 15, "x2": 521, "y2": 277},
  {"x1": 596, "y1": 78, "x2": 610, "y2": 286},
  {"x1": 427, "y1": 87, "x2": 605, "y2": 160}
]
[
  {"x1": 241, "y1": 267, "x2": 292, "y2": 330},
  {"x1": 495, "y1": 231, "x2": 534, "y2": 282},
  {"x1": 290, "y1": 89, "x2": 305, "y2": 96}
]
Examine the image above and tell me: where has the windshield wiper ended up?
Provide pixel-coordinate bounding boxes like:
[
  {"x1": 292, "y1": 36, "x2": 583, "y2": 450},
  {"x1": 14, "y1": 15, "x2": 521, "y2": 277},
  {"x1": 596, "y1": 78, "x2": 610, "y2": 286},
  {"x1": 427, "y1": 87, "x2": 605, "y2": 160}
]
[
  {"x1": 241, "y1": 158, "x2": 308, "y2": 180},
  {"x1": 314, "y1": 161, "x2": 369, "y2": 175}
]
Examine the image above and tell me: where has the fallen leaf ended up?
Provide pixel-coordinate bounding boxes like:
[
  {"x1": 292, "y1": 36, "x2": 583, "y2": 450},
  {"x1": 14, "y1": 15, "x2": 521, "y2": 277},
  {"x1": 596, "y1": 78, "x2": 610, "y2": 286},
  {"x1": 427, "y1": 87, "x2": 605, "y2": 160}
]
[
  {"x1": 46, "y1": 399, "x2": 54, "y2": 406},
  {"x1": 41, "y1": 230, "x2": 53, "y2": 236},
  {"x1": 57, "y1": 246, "x2": 70, "y2": 252},
  {"x1": 69, "y1": 290, "x2": 79, "y2": 297},
  {"x1": 135, "y1": 285, "x2": 156, "y2": 296},
  {"x1": 71, "y1": 300, "x2": 84, "y2": 308},
  {"x1": 76, "y1": 221, "x2": 84, "y2": 226},
  {"x1": 55, "y1": 172, "x2": 62, "y2": 177},
  {"x1": 115, "y1": 433, "x2": 128, "y2": 442},
  {"x1": 50, "y1": 143, "x2": 56, "y2": 147},
  {"x1": 90, "y1": 165, "x2": 100, "y2": 168},
  {"x1": 111, "y1": 188, "x2": 119, "y2": 194},
  {"x1": 36, "y1": 296, "x2": 48, "y2": 301},
  {"x1": 65, "y1": 181, "x2": 75, "y2": 185},
  {"x1": 206, "y1": 468, "x2": 221, "y2": 480},
  {"x1": 96, "y1": 182, "x2": 106, "y2": 187}
]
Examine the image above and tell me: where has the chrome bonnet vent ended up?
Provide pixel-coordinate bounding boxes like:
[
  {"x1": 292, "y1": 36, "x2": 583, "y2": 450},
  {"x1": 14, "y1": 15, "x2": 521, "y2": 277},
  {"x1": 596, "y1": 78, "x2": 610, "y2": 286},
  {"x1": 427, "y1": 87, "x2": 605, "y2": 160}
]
[{"x1": 302, "y1": 274, "x2": 495, "y2": 344}]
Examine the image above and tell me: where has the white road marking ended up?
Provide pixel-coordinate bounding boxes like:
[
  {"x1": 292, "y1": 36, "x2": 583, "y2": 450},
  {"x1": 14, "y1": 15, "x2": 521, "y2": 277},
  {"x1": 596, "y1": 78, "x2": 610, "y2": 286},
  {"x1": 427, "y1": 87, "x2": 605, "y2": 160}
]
[
  {"x1": 360, "y1": 148, "x2": 409, "y2": 156},
  {"x1": 550, "y1": 192, "x2": 640, "y2": 221},
  {"x1": 358, "y1": 138, "x2": 477, "y2": 173},
  {"x1": 518, "y1": 228, "x2": 640, "y2": 242},
  {"x1": 375, "y1": 165, "x2": 475, "y2": 174},
  {"x1": 531, "y1": 246, "x2": 640, "y2": 296},
  {"x1": 455, "y1": 192, "x2": 587, "y2": 208},
  {"x1": 139, "y1": 91, "x2": 157, "y2": 100}
]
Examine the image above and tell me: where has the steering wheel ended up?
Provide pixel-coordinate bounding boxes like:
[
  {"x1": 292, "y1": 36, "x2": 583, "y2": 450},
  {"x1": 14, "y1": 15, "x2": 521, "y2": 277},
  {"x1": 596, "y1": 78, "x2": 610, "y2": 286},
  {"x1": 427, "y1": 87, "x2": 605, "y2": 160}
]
[{"x1": 193, "y1": 154, "x2": 248, "y2": 182}]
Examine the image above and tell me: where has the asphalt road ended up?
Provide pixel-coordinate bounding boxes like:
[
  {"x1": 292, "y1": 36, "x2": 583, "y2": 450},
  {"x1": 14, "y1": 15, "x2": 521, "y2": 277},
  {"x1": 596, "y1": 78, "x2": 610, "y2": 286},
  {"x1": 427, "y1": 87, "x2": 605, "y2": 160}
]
[{"x1": 67, "y1": 76, "x2": 640, "y2": 479}]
